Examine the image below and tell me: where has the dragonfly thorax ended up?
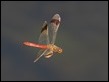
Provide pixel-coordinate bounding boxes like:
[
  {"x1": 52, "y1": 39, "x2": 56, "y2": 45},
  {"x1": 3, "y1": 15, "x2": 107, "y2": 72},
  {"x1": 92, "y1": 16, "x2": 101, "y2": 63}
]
[{"x1": 47, "y1": 44, "x2": 62, "y2": 53}]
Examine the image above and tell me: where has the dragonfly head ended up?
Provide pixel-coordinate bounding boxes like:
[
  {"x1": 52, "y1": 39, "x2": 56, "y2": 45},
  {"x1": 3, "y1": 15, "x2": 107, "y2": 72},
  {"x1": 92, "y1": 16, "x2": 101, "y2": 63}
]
[
  {"x1": 57, "y1": 48, "x2": 62, "y2": 53},
  {"x1": 54, "y1": 46, "x2": 62, "y2": 54}
]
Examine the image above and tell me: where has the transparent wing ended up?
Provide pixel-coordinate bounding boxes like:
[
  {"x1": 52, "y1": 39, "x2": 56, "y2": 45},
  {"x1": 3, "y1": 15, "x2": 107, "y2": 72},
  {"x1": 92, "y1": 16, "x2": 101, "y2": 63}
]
[
  {"x1": 49, "y1": 24, "x2": 58, "y2": 45},
  {"x1": 49, "y1": 14, "x2": 61, "y2": 44},
  {"x1": 34, "y1": 49, "x2": 53, "y2": 62},
  {"x1": 34, "y1": 49, "x2": 48, "y2": 62},
  {"x1": 38, "y1": 21, "x2": 49, "y2": 45}
]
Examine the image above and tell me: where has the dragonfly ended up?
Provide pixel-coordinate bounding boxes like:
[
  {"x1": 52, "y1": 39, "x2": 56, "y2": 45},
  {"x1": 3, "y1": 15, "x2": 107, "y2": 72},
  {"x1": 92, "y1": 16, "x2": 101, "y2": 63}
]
[{"x1": 23, "y1": 14, "x2": 62, "y2": 62}]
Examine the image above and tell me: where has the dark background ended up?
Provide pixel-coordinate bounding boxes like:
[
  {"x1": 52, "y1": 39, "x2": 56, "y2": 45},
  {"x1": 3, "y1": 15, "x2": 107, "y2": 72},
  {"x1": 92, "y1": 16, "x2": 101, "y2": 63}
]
[{"x1": 1, "y1": 1, "x2": 108, "y2": 81}]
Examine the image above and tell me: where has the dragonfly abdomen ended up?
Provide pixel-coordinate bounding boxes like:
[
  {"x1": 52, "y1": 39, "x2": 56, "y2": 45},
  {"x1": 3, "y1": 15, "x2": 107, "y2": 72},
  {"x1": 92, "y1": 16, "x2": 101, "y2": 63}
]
[{"x1": 23, "y1": 42, "x2": 47, "y2": 49}]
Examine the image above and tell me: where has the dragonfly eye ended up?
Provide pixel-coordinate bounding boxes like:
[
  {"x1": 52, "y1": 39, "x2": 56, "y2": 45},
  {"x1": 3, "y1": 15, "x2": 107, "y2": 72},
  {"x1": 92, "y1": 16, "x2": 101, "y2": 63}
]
[{"x1": 58, "y1": 48, "x2": 62, "y2": 53}]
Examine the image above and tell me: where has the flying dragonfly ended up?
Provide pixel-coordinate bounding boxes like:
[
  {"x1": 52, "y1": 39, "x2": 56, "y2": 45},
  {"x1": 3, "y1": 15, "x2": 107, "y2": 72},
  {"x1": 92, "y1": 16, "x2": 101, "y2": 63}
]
[{"x1": 23, "y1": 14, "x2": 62, "y2": 62}]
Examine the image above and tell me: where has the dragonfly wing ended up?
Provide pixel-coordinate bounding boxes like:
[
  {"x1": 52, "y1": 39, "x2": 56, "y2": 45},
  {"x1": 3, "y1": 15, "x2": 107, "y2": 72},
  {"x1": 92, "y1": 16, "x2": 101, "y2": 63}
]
[
  {"x1": 49, "y1": 14, "x2": 61, "y2": 44},
  {"x1": 34, "y1": 49, "x2": 48, "y2": 62},
  {"x1": 38, "y1": 21, "x2": 49, "y2": 45},
  {"x1": 34, "y1": 49, "x2": 53, "y2": 62}
]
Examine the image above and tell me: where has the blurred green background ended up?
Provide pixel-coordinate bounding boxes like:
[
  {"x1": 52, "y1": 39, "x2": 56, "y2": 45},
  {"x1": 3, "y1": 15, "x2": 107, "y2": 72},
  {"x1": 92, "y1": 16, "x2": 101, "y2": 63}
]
[{"x1": 1, "y1": 1, "x2": 108, "y2": 81}]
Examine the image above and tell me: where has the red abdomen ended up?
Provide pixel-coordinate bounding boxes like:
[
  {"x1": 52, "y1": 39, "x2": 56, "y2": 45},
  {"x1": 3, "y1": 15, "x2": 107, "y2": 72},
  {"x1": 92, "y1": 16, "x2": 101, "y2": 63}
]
[{"x1": 23, "y1": 41, "x2": 47, "y2": 49}]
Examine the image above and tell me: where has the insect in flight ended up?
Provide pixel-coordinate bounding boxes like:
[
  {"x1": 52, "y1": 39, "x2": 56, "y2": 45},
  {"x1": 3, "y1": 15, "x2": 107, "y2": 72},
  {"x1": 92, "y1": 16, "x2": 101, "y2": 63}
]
[{"x1": 23, "y1": 14, "x2": 62, "y2": 62}]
